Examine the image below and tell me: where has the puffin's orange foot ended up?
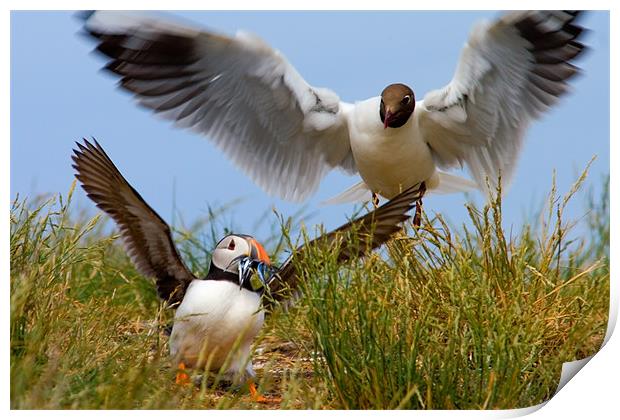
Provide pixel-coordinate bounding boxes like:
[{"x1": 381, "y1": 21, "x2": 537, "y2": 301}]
[
  {"x1": 248, "y1": 381, "x2": 264, "y2": 401},
  {"x1": 248, "y1": 380, "x2": 282, "y2": 404},
  {"x1": 175, "y1": 362, "x2": 190, "y2": 385}
]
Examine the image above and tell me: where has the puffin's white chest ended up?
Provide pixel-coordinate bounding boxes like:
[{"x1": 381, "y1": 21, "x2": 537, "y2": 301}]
[
  {"x1": 169, "y1": 280, "x2": 264, "y2": 372},
  {"x1": 347, "y1": 97, "x2": 436, "y2": 198}
]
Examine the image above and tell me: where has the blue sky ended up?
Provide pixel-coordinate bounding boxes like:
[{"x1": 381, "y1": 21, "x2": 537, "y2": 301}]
[{"x1": 10, "y1": 11, "x2": 609, "y2": 244}]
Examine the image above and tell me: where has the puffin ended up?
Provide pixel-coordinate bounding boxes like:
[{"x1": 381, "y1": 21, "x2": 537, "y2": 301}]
[
  {"x1": 80, "y1": 10, "x2": 586, "y2": 214},
  {"x1": 71, "y1": 138, "x2": 422, "y2": 400}
]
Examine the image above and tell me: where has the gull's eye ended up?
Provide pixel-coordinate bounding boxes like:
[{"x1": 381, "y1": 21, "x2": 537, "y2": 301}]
[
  {"x1": 401, "y1": 95, "x2": 412, "y2": 105},
  {"x1": 228, "y1": 239, "x2": 236, "y2": 250}
]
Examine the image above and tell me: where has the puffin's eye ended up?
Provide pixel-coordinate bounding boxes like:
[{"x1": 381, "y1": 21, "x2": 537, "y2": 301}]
[
  {"x1": 401, "y1": 95, "x2": 412, "y2": 105},
  {"x1": 228, "y1": 239, "x2": 236, "y2": 250}
]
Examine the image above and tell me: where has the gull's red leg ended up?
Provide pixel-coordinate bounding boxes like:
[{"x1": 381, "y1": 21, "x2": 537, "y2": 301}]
[
  {"x1": 372, "y1": 193, "x2": 380, "y2": 208},
  {"x1": 412, "y1": 182, "x2": 427, "y2": 228}
]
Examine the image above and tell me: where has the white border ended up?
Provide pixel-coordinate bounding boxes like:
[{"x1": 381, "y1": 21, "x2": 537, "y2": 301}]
[{"x1": 4, "y1": 2, "x2": 616, "y2": 418}]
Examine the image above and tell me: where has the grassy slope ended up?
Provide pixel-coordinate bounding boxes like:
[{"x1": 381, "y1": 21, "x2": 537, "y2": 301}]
[{"x1": 10, "y1": 174, "x2": 609, "y2": 409}]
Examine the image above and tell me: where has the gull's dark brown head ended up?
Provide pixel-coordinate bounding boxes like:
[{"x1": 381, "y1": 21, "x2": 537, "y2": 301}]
[{"x1": 380, "y1": 83, "x2": 415, "y2": 129}]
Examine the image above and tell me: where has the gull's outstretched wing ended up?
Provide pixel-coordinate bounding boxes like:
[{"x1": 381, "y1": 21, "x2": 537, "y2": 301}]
[
  {"x1": 72, "y1": 138, "x2": 195, "y2": 305},
  {"x1": 82, "y1": 11, "x2": 355, "y2": 202},
  {"x1": 417, "y1": 11, "x2": 586, "y2": 192}
]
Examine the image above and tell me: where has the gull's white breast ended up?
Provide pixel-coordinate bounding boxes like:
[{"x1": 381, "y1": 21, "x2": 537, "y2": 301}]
[
  {"x1": 347, "y1": 97, "x2": 437, "y2": 198},
  {"x1": 169, "y1": 279, "x2": 264, "y2": 375}
]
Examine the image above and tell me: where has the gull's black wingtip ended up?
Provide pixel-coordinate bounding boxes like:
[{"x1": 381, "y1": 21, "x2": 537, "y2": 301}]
[{"x1": 74, "y1": 10, "x2": 95, "y2": 22}]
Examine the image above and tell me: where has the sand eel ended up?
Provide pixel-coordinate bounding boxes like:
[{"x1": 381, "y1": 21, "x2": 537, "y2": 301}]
[
  {"x1": 81, "y1": 11, "x2": 586, "y2": 215},
  {"x1": 71, "y1": 138, "x2": 423, "y2": 400}
]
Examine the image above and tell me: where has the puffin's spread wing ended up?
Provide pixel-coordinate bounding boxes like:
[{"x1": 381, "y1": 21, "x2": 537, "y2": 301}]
[
  {"x1": 72, "y1": 139, "x2": 195, "y2": 305},
  {"x1": 418, "y1": 11, "x2": 586, "y2": 192},
  {"x1": 83, "y1": 11, "x2": 354, "y2": 202},
  {"x1": 266, "y1": 183, "x2": 423, "y2": 305}
]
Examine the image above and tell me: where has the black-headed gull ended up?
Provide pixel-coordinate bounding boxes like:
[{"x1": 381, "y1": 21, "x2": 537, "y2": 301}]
[
  {"x1": 72, "y1": 138, "x2": 422, "y2": 398},
  {"x1": 82, "y1": 11, "x2": 586, "y2": 204}
]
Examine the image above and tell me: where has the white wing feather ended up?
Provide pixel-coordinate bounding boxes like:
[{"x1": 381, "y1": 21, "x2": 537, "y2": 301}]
[
  {"x1": 84, "y1": 11, "x2": 355, "y2": 202},
  {"x1": 417, "y1": 11, "x2": 585, "y2": 193}
]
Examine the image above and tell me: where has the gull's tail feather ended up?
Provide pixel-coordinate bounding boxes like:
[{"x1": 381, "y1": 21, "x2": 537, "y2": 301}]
[
  {"x1": 323, "y1": 172, "x2": 475, "y2": 206},
  {"x1": 321, "y1": 181, "x2": 373, "y2": 205},
  {"x1": 430, "y1": 171, "x2": 477, "y2": 194}
]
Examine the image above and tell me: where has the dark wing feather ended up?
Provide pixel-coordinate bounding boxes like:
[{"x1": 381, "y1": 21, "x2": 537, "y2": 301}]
[
  {"x1": 265, "y1": 183, "x2": 423, "y2": 306},
  {"x1": 72, "y1": 139, "x2": 195, "y2": 305}
]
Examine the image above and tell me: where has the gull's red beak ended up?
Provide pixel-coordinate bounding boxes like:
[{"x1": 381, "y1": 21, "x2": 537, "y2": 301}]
[{"x1": 383, "y1": 110, "x2": 393, "y2": 129}]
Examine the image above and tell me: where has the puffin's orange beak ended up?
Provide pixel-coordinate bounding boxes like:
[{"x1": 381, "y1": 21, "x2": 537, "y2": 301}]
[{"x1": 249, "y1": 238, "x2": 271, "y2": 265}]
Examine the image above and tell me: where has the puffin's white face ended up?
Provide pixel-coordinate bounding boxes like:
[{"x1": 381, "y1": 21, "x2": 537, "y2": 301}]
[
  {"x1": 211, "y1": 235, "x2": 252, "y2": 274},
  {"x1": 211, "y1": 234, "x2": 271, "y2": 274}
]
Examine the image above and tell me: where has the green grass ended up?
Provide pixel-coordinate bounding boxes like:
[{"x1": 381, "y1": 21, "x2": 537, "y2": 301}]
[{"x1": 10, "y1": 171, "x2": 609, "y2": 409}]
